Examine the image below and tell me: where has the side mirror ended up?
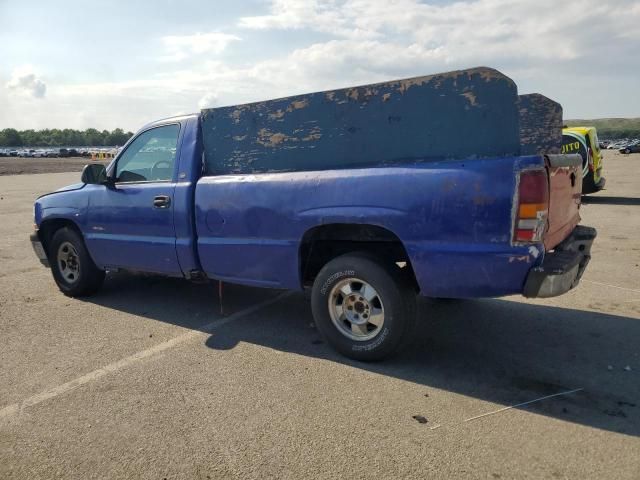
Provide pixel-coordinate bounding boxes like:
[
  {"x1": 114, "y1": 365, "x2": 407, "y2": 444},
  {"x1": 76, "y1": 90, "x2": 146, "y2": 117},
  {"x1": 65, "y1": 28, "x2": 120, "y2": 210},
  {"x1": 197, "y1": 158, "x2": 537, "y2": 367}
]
[{"x1": 81, "y1": 163, "x2": 110, "y2": 185}]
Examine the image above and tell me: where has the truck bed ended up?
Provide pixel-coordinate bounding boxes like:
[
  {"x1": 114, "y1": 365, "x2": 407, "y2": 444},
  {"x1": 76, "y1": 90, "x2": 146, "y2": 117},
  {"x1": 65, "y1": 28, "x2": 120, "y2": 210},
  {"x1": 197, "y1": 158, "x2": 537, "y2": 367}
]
[{"x1": 194, "y1": 154, "x2": 546, "y2": 297}]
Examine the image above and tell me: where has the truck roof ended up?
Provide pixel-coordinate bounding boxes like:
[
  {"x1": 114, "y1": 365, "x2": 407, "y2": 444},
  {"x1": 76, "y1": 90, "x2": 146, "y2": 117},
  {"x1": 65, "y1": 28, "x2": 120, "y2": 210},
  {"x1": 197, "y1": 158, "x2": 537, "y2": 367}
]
[
  {"x1": 563, "y1": 126, "x2": 596, "y2": 136},
  {"x1": 140, "y1": 113, "x2": 198, "y2": 131}
]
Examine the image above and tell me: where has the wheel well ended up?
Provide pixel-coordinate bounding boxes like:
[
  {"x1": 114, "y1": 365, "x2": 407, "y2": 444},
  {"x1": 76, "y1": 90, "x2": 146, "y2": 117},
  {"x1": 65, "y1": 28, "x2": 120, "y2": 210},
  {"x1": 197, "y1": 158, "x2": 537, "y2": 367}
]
[
  {"x1": 38, "y1": 219, "x2": 82, "y2": 256},
  {"x1": 299, "y1": 224, "x2": 418, "y2": 291}
]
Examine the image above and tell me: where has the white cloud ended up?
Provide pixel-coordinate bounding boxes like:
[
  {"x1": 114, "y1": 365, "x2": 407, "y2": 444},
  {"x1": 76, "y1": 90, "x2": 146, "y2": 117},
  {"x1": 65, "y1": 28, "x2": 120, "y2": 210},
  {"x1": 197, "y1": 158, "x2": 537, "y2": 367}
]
[
  {"x1": 161, "y1": 32, "x2": 240, "y2": 61},
  {"x1": 238, "y1": 0, "x2": 371, "y2": 38},
  {"x1": 6, "y1": 66, "x2": 47, "y2": 98},
  {"x1": 2, "y1": 0, "x2": 639, "y2": 130},
  {"x1": 238, "y1": 0, "x2": 633, "y2": 64},
  {"x1": 198, "y1": 92, "x2": 219, "y2": 109}
]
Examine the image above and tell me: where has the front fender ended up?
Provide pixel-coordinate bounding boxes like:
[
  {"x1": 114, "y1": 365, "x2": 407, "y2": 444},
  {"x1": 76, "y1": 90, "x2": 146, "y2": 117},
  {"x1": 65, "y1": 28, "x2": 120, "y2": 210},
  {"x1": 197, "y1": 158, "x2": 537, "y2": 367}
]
[{"x1": 38, "y1": 207, "x2": 85, "y2": 229}]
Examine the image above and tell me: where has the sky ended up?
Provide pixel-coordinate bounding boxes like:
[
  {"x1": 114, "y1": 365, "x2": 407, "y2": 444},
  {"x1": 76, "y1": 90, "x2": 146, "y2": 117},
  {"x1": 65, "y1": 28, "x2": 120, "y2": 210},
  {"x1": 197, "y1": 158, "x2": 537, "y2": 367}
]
[{"x1": 1, "y1": 0, "x2": 639, "y2": 132}]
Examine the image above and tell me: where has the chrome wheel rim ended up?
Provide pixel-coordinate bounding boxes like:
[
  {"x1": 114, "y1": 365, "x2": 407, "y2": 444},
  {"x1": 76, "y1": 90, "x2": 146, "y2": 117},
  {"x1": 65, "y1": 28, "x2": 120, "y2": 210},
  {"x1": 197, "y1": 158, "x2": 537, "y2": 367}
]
[
  {"x1": 328, "y1": 278, "x2": 385, "y2": 341},
  {"x1": 57, "y1": 241, "x2": 80, "y2": 284}
]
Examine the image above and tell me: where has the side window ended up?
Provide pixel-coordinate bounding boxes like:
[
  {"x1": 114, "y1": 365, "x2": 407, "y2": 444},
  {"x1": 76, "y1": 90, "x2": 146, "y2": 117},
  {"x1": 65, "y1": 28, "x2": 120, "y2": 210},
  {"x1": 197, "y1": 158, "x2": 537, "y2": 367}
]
[{"x1": 115, "y1": 124, "x2": 180, "y2": 182}]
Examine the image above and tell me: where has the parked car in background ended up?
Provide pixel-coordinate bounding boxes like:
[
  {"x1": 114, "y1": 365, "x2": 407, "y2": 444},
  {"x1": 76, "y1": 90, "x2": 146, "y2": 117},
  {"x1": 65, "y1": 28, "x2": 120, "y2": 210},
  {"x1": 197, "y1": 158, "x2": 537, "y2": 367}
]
[
  {"x1": 619, "y1": 140, "x2": 640, "y2": 154},
  {"x1": 562, "y1": 126, "x2": 605, "y2": 193}
]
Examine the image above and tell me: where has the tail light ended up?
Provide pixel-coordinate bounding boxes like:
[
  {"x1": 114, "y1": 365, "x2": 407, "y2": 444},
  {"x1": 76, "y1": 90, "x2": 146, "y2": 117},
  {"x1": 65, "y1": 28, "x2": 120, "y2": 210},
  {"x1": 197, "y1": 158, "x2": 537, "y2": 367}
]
[
  {"x1": 514, "y1": 169, "x2": 549, "y2": 243},
  {"x1": 587, "y1": 147, "x2": 594, "y2": 171}
]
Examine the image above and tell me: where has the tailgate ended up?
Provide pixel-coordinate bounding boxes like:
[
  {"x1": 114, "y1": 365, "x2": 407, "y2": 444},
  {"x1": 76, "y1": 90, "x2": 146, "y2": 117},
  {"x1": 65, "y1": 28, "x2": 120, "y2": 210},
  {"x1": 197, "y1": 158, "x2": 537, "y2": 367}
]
[{"x1": 544, "y1": 154, "x2": 582, "y2": 250}]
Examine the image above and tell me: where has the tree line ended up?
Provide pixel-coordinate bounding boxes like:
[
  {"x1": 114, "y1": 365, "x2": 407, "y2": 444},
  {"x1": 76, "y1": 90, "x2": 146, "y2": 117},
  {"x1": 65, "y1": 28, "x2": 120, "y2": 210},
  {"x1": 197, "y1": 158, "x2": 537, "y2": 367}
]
[
  {"x1": 565, "y1": 118, "x2": 640, "y2": 140},
  {"x1": 0, "y1": 128, "x2": 134, "y2": 147}
]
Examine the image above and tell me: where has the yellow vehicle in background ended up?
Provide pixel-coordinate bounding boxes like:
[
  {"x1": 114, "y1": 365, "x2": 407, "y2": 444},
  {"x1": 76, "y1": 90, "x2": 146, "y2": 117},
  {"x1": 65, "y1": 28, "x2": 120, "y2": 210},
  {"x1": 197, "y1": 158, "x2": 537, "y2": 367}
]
[{"x1": 562, "y1": 126, "x2": 606, "y2": 193}]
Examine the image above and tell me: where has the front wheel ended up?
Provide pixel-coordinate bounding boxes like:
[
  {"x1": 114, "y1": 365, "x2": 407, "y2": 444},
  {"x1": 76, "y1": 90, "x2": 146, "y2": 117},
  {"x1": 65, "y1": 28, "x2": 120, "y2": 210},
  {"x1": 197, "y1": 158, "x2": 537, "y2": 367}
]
[
  {"x1": 311, "y1": 253, "x2": 416, "y2": 361},
  {"x1": 50, "y1": 227, "x2": 105, "y2": 296}
]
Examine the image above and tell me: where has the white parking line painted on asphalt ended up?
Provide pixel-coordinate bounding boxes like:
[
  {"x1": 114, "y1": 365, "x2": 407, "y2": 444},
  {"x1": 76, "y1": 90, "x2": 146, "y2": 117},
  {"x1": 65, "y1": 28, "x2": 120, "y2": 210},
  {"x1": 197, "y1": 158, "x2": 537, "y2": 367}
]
[
  {"x1": 583, "y1": 279, "x2": 640, "y2": 294},
  {"x1": 428, "y1": 388, "x2": 584, "y2": 431},
  {"x1": 0, "y1": 292, "x2": 292, "y2": 422}
]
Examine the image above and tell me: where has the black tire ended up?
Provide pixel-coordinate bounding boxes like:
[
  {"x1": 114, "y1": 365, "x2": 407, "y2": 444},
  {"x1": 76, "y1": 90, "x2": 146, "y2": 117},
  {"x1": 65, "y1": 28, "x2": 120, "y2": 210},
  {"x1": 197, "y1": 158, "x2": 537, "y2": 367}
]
[
  {"x1": 311, "y1": 252, "x2": 417, "y2": 361},
  {"x1": 582, "y1": 170, "x2": 597, "y2": 195},
  {"x1": 49, "y1": 227, "x2": 105, "y2": 296}
]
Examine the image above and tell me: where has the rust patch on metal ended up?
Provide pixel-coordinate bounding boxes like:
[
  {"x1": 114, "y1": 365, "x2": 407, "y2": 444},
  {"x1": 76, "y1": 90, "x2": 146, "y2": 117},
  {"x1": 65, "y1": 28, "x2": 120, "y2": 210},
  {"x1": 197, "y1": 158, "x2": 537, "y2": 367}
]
[
  {"x1": 256, "y1": 129, "x2": 288, "y2": 147},
  {"x1": 346, "y1": 88, "x2": 360, "y2": 101},
  {"x1": 268, "y1": 110, "x2": 285, "y2": 120},
  {"x1": 301, "y1": 126, "x2": 322, "y2": 142},
  {"x1": 255, "y1": 125, "x2": 322, "y2": 147},
  {"x1": 518, "y1": 93, "x2": 563, "y2": 155},
  {"x1": 396, "y1": 77, "x2": 429, "y2": 94},
  {"x1": 287, "y1": 99, "x2": 309, "y2": 112},
  {"x1": 462, "y1": 91, "x2": 478, "y2": 106},
  {"x1": 229, "y1": 105, "x2": 252, "y2": 124}
]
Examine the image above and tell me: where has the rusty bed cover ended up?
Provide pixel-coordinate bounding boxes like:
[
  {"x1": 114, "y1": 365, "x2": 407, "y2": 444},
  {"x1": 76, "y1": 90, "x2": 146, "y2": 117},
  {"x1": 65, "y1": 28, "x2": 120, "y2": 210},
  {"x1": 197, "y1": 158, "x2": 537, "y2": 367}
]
[{"x1": 201, "y1": 66, "x2": 562, "y2": 175}]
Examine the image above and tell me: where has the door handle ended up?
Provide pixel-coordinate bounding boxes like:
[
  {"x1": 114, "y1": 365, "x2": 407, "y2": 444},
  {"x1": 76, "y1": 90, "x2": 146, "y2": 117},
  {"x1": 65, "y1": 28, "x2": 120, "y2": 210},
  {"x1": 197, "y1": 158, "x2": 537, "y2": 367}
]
[{"x1": 153, "y1": 195, "x2": 171, "y2": 209}]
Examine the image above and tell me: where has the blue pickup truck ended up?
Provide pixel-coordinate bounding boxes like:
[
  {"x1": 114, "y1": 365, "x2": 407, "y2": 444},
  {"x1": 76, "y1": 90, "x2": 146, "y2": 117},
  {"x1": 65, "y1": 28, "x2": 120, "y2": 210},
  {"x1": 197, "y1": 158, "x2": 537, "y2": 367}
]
[{"x1": 30, "y1": 67, "x2": 596, "y2": 360}]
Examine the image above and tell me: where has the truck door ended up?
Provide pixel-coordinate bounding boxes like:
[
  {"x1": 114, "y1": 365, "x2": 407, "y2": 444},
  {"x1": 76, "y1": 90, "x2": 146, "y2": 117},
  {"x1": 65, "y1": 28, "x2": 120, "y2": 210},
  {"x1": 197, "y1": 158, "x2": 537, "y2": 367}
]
[{"x1": 85, "y1": 124, "x2": 182, "y2": 275}]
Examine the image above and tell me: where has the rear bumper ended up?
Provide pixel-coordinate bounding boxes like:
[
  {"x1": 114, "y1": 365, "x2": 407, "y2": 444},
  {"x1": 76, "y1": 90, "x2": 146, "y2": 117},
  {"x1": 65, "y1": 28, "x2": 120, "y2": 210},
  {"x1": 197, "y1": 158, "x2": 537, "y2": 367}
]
[
  {"x1": 30, "y1": 232, "x2": 50, "y2": 268},
  {"x1": 523, "y1": 225, "x2": 596, "y2": 298}
]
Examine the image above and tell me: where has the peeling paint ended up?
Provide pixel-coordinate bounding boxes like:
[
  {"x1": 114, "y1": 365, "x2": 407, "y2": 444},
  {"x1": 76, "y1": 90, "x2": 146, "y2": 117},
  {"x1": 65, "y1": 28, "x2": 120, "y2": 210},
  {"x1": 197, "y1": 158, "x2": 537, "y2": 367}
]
[
  {"x1": 268, "y1": 110, "x2": 285, "y2": 120},
  {"x1": 396, "y1": 77, "x2": 429, "y2": 94},
  {"x1": 202, "y1": 66, "x2": 521, "y2": 174},
  {"x1": 518, "y1": 93, "x2": 563, "y2": 155},
  {"x1": 346, "y1": 88, "x2": 360, "y2": 101},
  {"x1": 528, "y1": 245, "x2": 540, "y2": 258},
  {"x1": 287, "y1": 99, "x2": 309, "y2": 112},
  {"x1": 462, "y1": 91, "x2": 478, "y2": 106},
  {"x1": 256, "y1": 129, "x2": 289, "y2": 147},
  {"x1": 301, "y1": 126, "x2": 322, "y2": 142}
]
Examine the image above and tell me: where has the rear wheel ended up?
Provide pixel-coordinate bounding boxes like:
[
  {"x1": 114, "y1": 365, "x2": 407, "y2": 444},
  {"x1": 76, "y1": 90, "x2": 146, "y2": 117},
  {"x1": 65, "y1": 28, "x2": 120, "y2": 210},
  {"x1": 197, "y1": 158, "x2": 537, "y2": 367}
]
[
  {"x1": 582, "y1": 170, "x2": 597, "y2": 194},
  {"x1": 311, "y1": 253, "x2": 416, "y2": 361},
  {"x1": 50, "y1": 227, "x2": 105, "y2": 296}
]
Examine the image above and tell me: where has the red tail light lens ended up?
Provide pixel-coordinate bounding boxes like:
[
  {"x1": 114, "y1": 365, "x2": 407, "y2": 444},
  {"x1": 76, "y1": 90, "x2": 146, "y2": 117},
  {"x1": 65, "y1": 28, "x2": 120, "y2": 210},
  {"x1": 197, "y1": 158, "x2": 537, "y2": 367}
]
[{"x1": 514, "y1": 169, "x2": 549, "y2": 243}]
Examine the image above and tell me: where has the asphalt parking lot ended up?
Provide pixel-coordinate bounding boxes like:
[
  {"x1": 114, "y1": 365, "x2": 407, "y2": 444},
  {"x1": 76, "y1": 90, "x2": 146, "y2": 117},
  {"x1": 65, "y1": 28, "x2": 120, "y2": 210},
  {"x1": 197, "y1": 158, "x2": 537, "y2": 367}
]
[{"x1": 0, "y1": 150, "x2": 638, "y2": 479}]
